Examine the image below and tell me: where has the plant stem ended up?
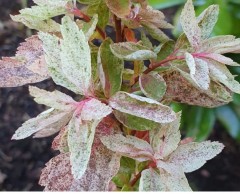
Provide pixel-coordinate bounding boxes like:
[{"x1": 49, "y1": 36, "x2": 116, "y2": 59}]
[
  {"x1": 114, "y1": 15, "x2": 122, "y2": 43},
  {"x1": 132, "y1": 55, "x2": 185, "y2": 85},
  {"x1": 70, "y1": 7, "x2": 106, "y2": 39}
]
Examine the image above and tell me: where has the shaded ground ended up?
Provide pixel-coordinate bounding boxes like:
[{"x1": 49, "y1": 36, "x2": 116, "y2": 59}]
[{"x1": 0, "y1": 0, "x2": 240, "y2": 191}]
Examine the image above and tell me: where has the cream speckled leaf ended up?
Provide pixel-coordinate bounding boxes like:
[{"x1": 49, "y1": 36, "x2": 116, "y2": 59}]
[
  {"x1": 110, "y1": 42, "x2": 157, "y2": 61},
  {"x1": 101, "y1": 134, "x2": 154, "y2": 162},
  {"x1": 150, "y1": 113, "x2": 181, "y2": 159},
  {"x1": 203, "y1": 53, "x2": 239, "y2": 66},
  {"x1": 185, "y1": 53, "x2": 210, "y2": 90},
  {"x1": 80, "y1": 98, "x2": 112, "y2": 121},
  {"x1": 109, "y1": 92, "x2": 176, "y2": 123},
  {"x1": 180, "y1": 0, "x2": 201, "y2": 48},
  {"x1": 0, "y1": 35, "x2": 49, "y2": 87},
  {"x1": 207, "y1": 59, "x2": 240, "y2": 93},
  {"x1": 29, "y1": 86, "x2": 77, "y2": 110},
  {"x1": 12, "y1": 108, "x2": 73, "y2": 140},
  {"x1": 139, "y1": 168, "x2": 163, "y2": 191},
  {"x1": 169, "y1": 141, "x2": 224, "y2": 173},
  {"x1": 38, "y1": 32, "x2": 81, "y2": 94},
  {"x1": 52, "y1": 127, "x2": 69, "y2": 153},
  {"x1": 33, "y1": 0, "x2": 71, "y2": 6},
  {"x1": 67, "y1": 115, "x2": 99, "y2": 179},
  {"x1": 60, "y1": 16, "x2": 92, "y2": 95},
  {"x1": 197, "y1": 5, "x2": 219, "y2": 40}
]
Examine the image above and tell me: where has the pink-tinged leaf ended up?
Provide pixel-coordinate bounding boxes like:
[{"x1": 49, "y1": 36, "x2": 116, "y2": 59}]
[
  {"x1": 0, "y1": 35, "x2": 49, "y2": 87},
  {"x1": 67, "y1": 114, "x2": 99, "y2": 179},
  {"x1": 168, "y1": 141, "x2": 224, "y2": 173},
  {"x1": 180, "y1": 0, "x2": 201, "y2": 48},
  {"x1": 109, "y1": 91, "x2": 176, "y2": 124},
  {"x1": 52, "y1": 127, "x2": 69, "y2": 153},
  {"x1": 39, "y1": 153, "x2": 74, "y2": 191},
  {"x1": 105, "y1": 0, "x2": 131, "y2": 18},
  {"x1": 202, "y1": 53, "x2": 239, "y2": 66},
  {"x1": 29, "y1": 86, "x2": 77, "y2": 111},
  {"x1": 197, "y1": 5, "x2": 219, "y2": 40},
  {"x1": 150, "y1": 113, "x2": 181, "y2": 159},
  {"x1": 162, "y1": 70, "x2": 232, "y2": 108},
  {"x1": 101, "y1": 134, "x2": 154, "y2": 162},
  {"x1": 185, "y1": 53, "x2": 210, "y2": 90},
  {"x1": 70, "y1": 117, "x2": 121, "y2": 191},
  {"x1": 12, "y1": 108, "x2": 73, "y2": 140},
  {"x1": 207, "y1": 59, "x2": 240, "y2": 94},
  {"x1": 139, "y1": 168, "x2": 164, "y2": 191},
  {"x1": 81, "y1": 98, "x2": 112, "y2": 121}
]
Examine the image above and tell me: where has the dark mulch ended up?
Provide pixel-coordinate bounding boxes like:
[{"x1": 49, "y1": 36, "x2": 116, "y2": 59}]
[{"x1": 0, "y1": 0, "x2": 239, "y2": 191}]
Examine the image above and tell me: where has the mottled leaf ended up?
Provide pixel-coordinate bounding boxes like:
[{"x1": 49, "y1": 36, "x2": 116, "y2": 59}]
[
  {"x1": 98, "y1": 38, "x2": 124, "y2": 98},
  {"x1": 80, "y1": 98, "x2": 112, "y2": 121},
  {"x1": 197, "y1": 5, "x2": 219, "y2": 40},
  {"x1": 101, "y1": 134, "x2": 154, "y2": 162},
  {"x1": 202, "y1": 53, "x2": 239, "y2": 66},
  {"x1": 12, "y1": 108, "x2": 73, "y2": 140},
  {"x1": 52, "y1": 127, "x2": 69, "y2": 153},
  {"x1": 139, "y1": 168, "x2": 163, "y2": 191},
  {"x1": 150, "y1": 113, "x2": 181, "y2": 159},
  {"x1": 180, "y1": 0, "x2": 201, "y2": 47},
  {"x1": 185, "y1": 52, "x2": 210, "y2": 90},
  {"x1": 0, "y1": 35, "x2": 49, "y2": 87},
  {"x1": 109, "y1": 91, "x2": 176, "y2": 123},
  {"x1": 29, "y1": 86, "x2": 77, "y2": 110},
  {"x1": 110, "y1": 42, "x2": 157, "y2": 61},
  {"x1": 60, "y1": 16, "x2": 92, "y2": 95},
  {"x1": 82, "y1": 14, "x2": 98, "y2": 40},
  {"x1": 139, "y1": 72, "x2": 166, "y2": 101},
  {"x1": 168, "y1": 141, "x2": 224, "y2": 173}
]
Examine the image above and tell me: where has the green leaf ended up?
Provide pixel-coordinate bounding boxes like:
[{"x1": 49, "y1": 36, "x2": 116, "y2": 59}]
[
  {"x1": 139, "y1": 72, "x2": 166, "y2": 101},
  {"x1": 110, "y1": 42, "x2": 157, "y2": 61},
  {"x1": 87, "y1": 0, "x2": 110, "y2": 29},
  {"x1": 12, "y1": 108, "x2": 72, "y2": 140},
  {"x1": 156, "y1": 41, "x2": 175, "y2": 62},
  {"x1": 139, "y1": 168, "x2": 163, "y2": 191},
  {"x1": 98, "y1": 38, "x2": 124, "y2": 98},
  {"x1": 180, "y1": 0, "x2": 201, "y2": 47},
  {"x1": 38, "y1": 32, "x2": 81, "y2": 94},
  {"x1": 148, "y1": 0, "x2": 185, "y2": 10},
  {"x1": 109, "y1": 92, "x2": 176, "y2": 124},
  {"x1": 82, "y1": 14, "x2": 98, "y2": 40},
  {"x1": 67, "y1": 115, "x2": 99, "y2": 179},
  {"x1": 113, "y1": 110, "x2": 160, "y2": 131},
  {"x1": 105, "y1": 0, "x2": 130, "y2": 18},
  {"x1": 60, "y1": 16, "x2": 92, "y2": 95},
  {"x1": 29, "y1": 86, "x2": 77, "y2": 111},
  {"x1": 216, "y1": 106, "x2": 240, "y2": 140},
  {"x1": 121, "y1": 185, "x2": 134, "y2": 191}
]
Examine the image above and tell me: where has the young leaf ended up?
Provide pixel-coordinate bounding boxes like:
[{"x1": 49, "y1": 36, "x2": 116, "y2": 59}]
[
  {"x1": 12, "y1": 108, "x2": 73, "y2": 140},
  {"x1": 98, "y1": 38, "x2": 124, "y2": 98},
  {"x1": 139, "y1": 72, "x2": 166, "y2": 101},
  {"x1": 185, "y1": 52, "x2": 210, "y2": 90},
  {"x1": 101, "y1": 134, "x2": 154, "y2": 162},
  {"x1": 67, "y1": 115, "x2": 99, "y2": 179},
  {"x1": 110, "y1": 42, "x2": 157, "y2": 61},
  {"x1": 168, "y1": 141, "x2": 224, "y2": 173},
  {"x1": 105, "y1": 0, "x2": 131, "y2": 18},
  {"x1": 110, "y1": 92, "x2": 176, "y2": 123},
  {"x1": 80, "y1": 98, "x2": 112, "y2": 121},
  {"x1": 0, "y1": 35, "x2": 49, "y2": 87},
  {"x1": 60, "y1": 16, "x2": 92, "y2": 95},
  {"x1": 150, "y1": 113, "x2": 181, "y2": 159},
  {"x1": 180, "y1": 0, "x2": 201, "y2": 48},
  {"x1": 139, "y1": 168, "x2": 163, "y2": 191},
  {"x1": 38, "y1": 32, "x2": 81, "y2": 94},
  {"x1": 29, "y1": 86, "x2": 77, "y2": 111}
]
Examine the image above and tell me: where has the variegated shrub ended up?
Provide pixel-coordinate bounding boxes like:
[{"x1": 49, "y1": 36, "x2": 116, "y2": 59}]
[{"x1": 1, "y1": 0, "x2": 240, "y2": 191}]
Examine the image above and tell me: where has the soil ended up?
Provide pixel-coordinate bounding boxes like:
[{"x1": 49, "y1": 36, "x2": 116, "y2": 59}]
[{"x1": 0, "y1": 0, "x2": 240, "y2": 191}]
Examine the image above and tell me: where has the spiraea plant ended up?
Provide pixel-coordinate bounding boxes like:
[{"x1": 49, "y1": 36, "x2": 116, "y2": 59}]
[{"x1": 1, "y1": 0, "x2": 240, "y2": 191}]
